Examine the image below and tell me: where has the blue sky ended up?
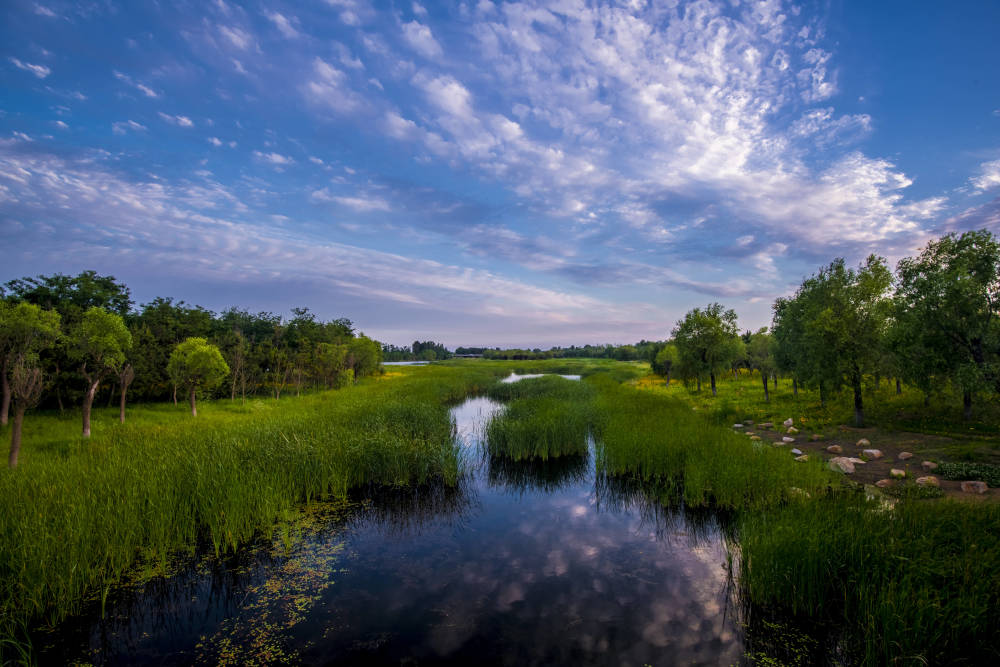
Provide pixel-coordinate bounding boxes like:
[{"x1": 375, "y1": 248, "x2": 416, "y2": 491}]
[{"x1": 2, "y1": 0, "x2": 998, "y2": 347}]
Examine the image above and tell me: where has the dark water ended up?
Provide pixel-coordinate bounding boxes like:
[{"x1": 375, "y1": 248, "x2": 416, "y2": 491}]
[{"x1": 36, "y1": 395, "x2": 748, "y2": 666}]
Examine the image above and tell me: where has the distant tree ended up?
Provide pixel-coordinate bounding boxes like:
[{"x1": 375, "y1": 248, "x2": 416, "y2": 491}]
[
  {"x1": 895, "y1": 230, "x2": 1000, "y2": 419},
  {"x1": 348, "y1": 335, "x2": 383, "y2": 380},
  {"x1": 167, "y1": 338, "x2": 229, "y2": 416},
  {"x1": 0, "y1": 301, "x2": 62, "y2": 425},
  {"x1": 314, "y1": 342, "x2": 349, "y2": 389},
  {"x1": 70, "y1": 307, "x2": 132, "y2": 437},
  {"x1": 746, "y1": 328, "x2": 776, "y2": 402},
  {"x1": 652, "y1": 343, "x2": 679, "y2": 383},
  {"x1": 672, "y1": 303, "x2": 741, "y2": 396}
]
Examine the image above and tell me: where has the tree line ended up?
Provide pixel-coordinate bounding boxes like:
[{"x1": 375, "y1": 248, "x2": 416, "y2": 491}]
[
  {"x1": 382, "y1": 341, "x2": 452, "y2": 361},
  {"x1": 0, "y1": 272, "x2": 383, "y2": 466},
  {"x1": 658, "y1": 230, "x2": 999, "y2": 427}
]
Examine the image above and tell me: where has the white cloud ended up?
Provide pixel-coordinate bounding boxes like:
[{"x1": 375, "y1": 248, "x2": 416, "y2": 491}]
[
  {"x1": 311, "y1": 189, "x2": 391, "y2": 211},
  {"x1": 218, "y1": 24, "x2": 253, "y2": 50},
  {"x1": 112, "y1": 120, "x2": 147, "y2": 134},
  {"x1": 34, "y1": 4, "x2": 57, "y2": 17},
  {"x1": 158, "y1": 112, "x2": 194, "y2": 127},
  {"x1": 53, "y1": 120, "x2": 68, "y2": 130},
  {"x1": 207, "y1": 137, "x2": 223, "y2": 146},
  {"x1": 971, "y1": 159, "x2": 1000, "y2": 192},
  {"x1": 253, "y1": 150, "x2": 295, "y2": 166},
  {"x1": 10, "y1": 58, "x2": 50, "y2": 78},
  {"x1": 401, "y1": 21, "x2": 443, "y2": 59},
  {"x1": 266, "y1": 12, "x2": 299, "y2": 39},
  {"x1": 302, "y1": 58, "x2": 364, "y2": 113},
  {"x1": 113, "y1": 71, "x2": 159, "y2": 98}
]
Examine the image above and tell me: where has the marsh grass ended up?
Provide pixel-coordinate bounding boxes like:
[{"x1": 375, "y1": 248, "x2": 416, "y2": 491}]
[
  {"x1": 592, "y1": 376, "x2": 835, "y2": 509},
  {"x1": 0, "y1": 365, "x2": 493, "y2": 650},
  {"x1": 738, "y1": 496, "x2": 1000, "y2": 665},
  {"x1": 485, "y1": 377, "x2": 596, "y2": 460}
]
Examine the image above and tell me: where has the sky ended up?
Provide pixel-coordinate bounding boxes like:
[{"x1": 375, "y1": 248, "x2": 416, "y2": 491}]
[{"x1": 1, "y1": 0, "x2": 999, "y2": 348}]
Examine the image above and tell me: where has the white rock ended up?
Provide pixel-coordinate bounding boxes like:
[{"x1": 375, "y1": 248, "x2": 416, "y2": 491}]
[
  {"x1": 961, "y1": 481, "x2": 988, "y2": 494},
  {"x1": 733, "y1": 423, "x2": 744, "y2": 428},
  {"x1": 782, "y1": 436, "x2": 796, "y2": 443},
  {"x1": 787, "y1": 426, "x2": 799, "y2": 434},
  {"x1": 783, "y1": 418, "x2": 794, "y2": 428},
  {"x1": 921, "y1": 461, "x2": 938, "y2": 471},
  {"x1": 795, "y1": 454, "x2": 809, "y2": 462},
  {"x1": 862, "y1": 449, "x2": 883, "y2": 460},
  {"x1": 791, "y1": 448, "x2": 803, "y2": 456},
  {"x1": 828, "y1": 457, "x2": 855, "y2": 474},
  {"x1": 857, "y1": 438, "x2": 871, "y2": 447},
  {"x1": 897, "y1": 452, "x2": 913, "y2": 460},
  {"x1": 916, "y1": 476, "x2": 939, "y2": 488},
  {"x1": 847, "y1": 457, "x2": 866, "y2": 465},
  {"x1": 890, "y1": 468, "x2": 906, "y2": 479}
]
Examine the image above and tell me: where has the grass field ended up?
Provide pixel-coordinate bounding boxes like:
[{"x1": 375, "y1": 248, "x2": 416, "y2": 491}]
[{"x1": 2, "y1": 359, "x2": 998, "y2": 665}]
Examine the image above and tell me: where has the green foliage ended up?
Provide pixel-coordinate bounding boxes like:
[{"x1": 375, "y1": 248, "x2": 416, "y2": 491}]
[
  {"x1": 652, "y1": 343, "x2": 678, "y2": 377},
  {"x1": 672, "y1": 302, "x2": 742, "y2": 392},
  {"x1": 485, "y1": 377, "x2": 596, "y2": 460},
  {"x1": 739, "y1": 497, "x2": 1000, "y2": 665},
  {"x1": 938, "y1": 461, "x2": 1000, "y2": 487},
  {"x1": 167, "y1": 338, "x2": 230, "y2": 393},
  {"x1": 0, "y1": 301, "x2": 62, "y2": 365},
  {"x1": 70, "y1": 307, "x2": 132, "y2": 377}
]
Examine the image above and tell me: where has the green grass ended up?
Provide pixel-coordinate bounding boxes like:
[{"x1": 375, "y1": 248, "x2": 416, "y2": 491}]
[
  {"x1": 0, "y1": 364, "x2": 494, "y2": 650},
  {"x1": 659, "y1": 371, "x2": 1000, "y2": 464},
  {"x1": 739, "y1": 496, "x2": 1000, "y2": 665},
  {"x1": 485, "y1": 376, "x2": 596, "y2": 460},
  {"x1": 592, "y1": 375, "x2": 836, "y2": 509}
]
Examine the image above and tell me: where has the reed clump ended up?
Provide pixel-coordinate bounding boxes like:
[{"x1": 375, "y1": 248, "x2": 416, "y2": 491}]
[
  {"x1": 591, "y1": 376, "x2": 835, "y2": 509},
  {"x1": 738, "y1": 496, "x2": 1000, "y2": 665}
]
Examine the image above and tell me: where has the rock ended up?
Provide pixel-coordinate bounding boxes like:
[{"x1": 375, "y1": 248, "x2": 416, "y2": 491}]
[
  {"x1": 875, "y1": 479, "x2": 893, "y2": 488},
  {"x1": 915, "y1": 476, "x2": 939, "y2": 488},
  {"x1": 745, "y1": 420, "x2": 755, "y2": 425},
  {"x1": 795, "y1": 454, "x2": 809, "y2": 462},
  {"x1": 847, "y1": 457, "x2": 866, "y2": 465},
  {"x1": 826, "y1": 445, "x2": 843, "y2": 454},
  {"x1": 745, "y1": 431, "x2": 756, "y2": 435},
  {"x1": 857, "y1": 438, "x2": 871, "y2": 447},
  {"x1": 811, "y1": 434, "x2": 823, "y2": 441},
  {"x1": 783, "y1": 418, "x2": 794, "y2": 428},
  {"x1": 890, "y1": 468, "x2": 906, "y2": 478},
  {"x1": 897, "y1": 452, "x2": 913, "y2": 461},
  {"x1": 961, "y1": 481, "x2": 988, "y2": 494},
  {"x1": 829, "y1": 457, "x2": 856, "y2": 474},
  {"x1": 759, "y1": 422, "x2": 773, "y2": 428},
  {"x1": 733, "y1": 423, "x2": 744, "y2": 428},
  {"x1": 921, "y1": 461, "x2": 938, "y2": 471},
  {"x1": 862, "y1": 449, "x2": 884, "y2": 460},
  {"x1": 791, "y1": 448, "x2": 803, "y2": 456},
  {"x1": 787, "y1": 426, "x2": 799, "y2": 434},
  {"x1": 782, "y1": 436, "x2": 796, "y2": 443},
  {"x1": 749, "y1": 435, "x2": 762, "y2": 441}
]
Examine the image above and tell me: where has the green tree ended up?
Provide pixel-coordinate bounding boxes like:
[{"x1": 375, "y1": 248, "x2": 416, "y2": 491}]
[
  {"x1": 652, "y1": 343, "x2": 679, "y2": 383},
  {"x1": 895, "y1": 230, "x2": 1000, "y2": 419},
  {"x1": 672, "y1": 303, "x2": 741, "y2": 396},
  {"x1": 746, "y1": 328, "x2": 776, "y2": 402},
  {"x1": 167, "y1": 338, "x2": 229, "y2": 416},
  {"x1": 347, "y1": 335, "x2": 383, "y2": 380},
  {"x1": 1, "y1": 301, "x2": 62, "y2": 425},
  {"x1": 781, "y1": 256, "x2": 893, "y2": 426},
  {"x1": 70, "y1": 307, "x2": 132, "y2": 437},
  {"x1": 314, "y1": 342, "x2": 349, "y2": 389},
  {"x1": 8, "y1": 358, "x2": 45, "y2": 468}
]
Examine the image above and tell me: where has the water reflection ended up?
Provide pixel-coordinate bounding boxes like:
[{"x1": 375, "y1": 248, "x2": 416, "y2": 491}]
[
  {"x1": 486, "y1": 452, "x2": 590, "y2": 495},
  {"x1": 500, "y1": 372, "x2": 582, "y2": 383},
  {"x1": 347, "y1": 480, "x2": 478, "y2": 537}
]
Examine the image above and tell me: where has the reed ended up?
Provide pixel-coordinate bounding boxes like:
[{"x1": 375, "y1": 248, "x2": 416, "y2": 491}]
[{"x1": 738, "y1": 496, "x2": 1000, "y2": 665}]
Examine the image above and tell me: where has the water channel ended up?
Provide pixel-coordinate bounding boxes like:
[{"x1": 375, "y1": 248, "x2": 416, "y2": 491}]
[{"x1": 37, "y1": 382, "x2": 747, "y2": 665}]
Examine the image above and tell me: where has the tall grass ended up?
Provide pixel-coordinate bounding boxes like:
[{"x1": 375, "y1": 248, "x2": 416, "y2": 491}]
[
  {"x1": 485, "y1": 376, "x2": 595, "y2": 460},
  {"x1": 0, "y1": 365, "x2": 493, "y2": 649},
  {"x1": 739, "y1": 496, "x2": 1000, "y2": 665},
  {"x1": 591, "y1": 375, "x2": 836, "y2": 509}
]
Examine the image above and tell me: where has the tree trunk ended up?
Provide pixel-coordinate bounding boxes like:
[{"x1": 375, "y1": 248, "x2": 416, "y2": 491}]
[
  {"x1": 732, "y1": 368, "x2": 737, "y2": 380},
  {"x1": 120, "y1": 385, "x2": 128, "y2": 423},
  {"x1": 665, "y1": 369, "x2": 671, "y2": 385},
  {"x1": 189, "y1": 386, "x2": 197, "y2": 417},
  {"x1": 852, "y1": 372, "x2": 864, "y2": 427},
  {"x1": 819, "y1": 381, "x2": 826, "y2": 408},
  {"x1": 710, "y1": 372, "x2": 717, "y2": 397},
  {"x1": 762, "y1": 374, "x2": 769, "y2": 403},
  {"x1": 173, "y1": 385, "x2": 178, "y2": 406},
  {"x1": 792, "y1": 377, "x2": 798, "y2": 397},
  {"x1": 9, "y1": 403, "x2": 26, "y2": 468},
  {"x1": 56, "y1": 385, "x2": 64, "y2": 412},
  {"x1": 773, "y1": 372, "x2": 778, "y2": 388},
  {"x1": 0, "y1": 360, "x2": 9, "y2": 426},
  {"x1": 963, "y1": 391, "x2": 972, "y2": 421},
  {"x1": 696, "y1": 376, "x2": 701, "y2": 392},
  {"x1": 895, "y1": 378, "x2": 902, "y2": 395},
  {"x1": 82, "y1": 380, "x2": 99, "y2": 438}
]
